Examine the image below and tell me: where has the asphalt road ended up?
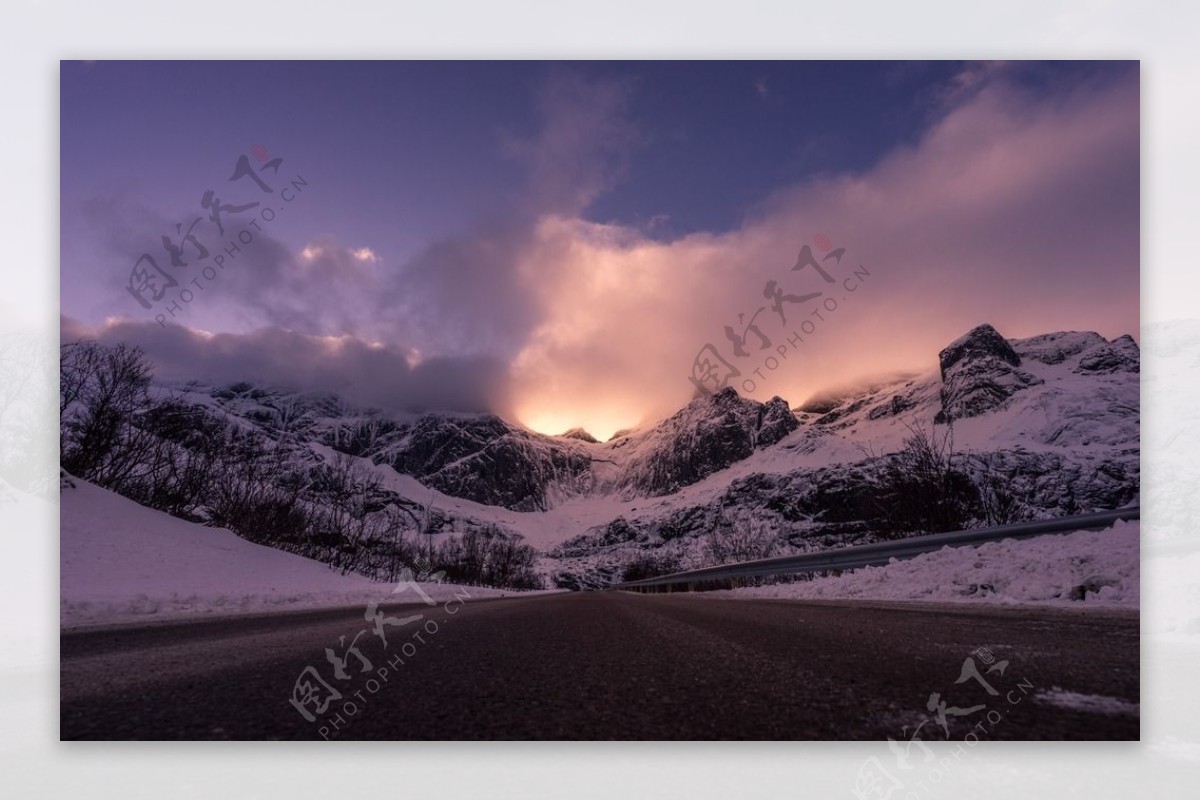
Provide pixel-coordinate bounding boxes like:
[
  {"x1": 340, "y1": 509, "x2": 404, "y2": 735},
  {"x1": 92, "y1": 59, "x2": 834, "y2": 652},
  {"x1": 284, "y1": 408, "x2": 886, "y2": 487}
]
[{"x1": 60, "y1": 592, "x2": 1139, "y2": 740}]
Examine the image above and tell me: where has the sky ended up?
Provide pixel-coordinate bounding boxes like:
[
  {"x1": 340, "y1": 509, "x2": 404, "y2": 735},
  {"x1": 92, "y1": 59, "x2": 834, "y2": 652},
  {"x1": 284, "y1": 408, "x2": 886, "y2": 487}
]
[{"x1": 60, "y1": 60, "x2": 1139, "y2": 440}]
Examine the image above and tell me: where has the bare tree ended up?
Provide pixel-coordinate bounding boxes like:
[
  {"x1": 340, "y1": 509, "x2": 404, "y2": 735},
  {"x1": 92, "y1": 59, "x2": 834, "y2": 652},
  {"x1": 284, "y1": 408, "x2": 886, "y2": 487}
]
[
  {"x1": 60, "y1": 341, "x2": 159, "y2": 489},
  {"x1": 862, "y1": 420, "x2": 977, "y2": 538},
  {"x1": 310, "y1": 452, "x2": 388, "y2": 574},
  {"x1": 972, "y1": 452, "x2": 1027, "y2": 526},
  {"x1": 704, "y1": 508, "x2": 780, "y2": 566},
  {"x1": 59, "y1": 341, "x2": 101, "y2": 416}
]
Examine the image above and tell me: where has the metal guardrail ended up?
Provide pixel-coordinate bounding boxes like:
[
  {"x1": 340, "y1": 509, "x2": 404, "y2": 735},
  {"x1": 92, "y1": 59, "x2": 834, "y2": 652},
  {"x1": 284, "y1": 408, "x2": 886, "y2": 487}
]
[{"x1": 613, "y1": 506, "x2": 1140, "y2": 591}]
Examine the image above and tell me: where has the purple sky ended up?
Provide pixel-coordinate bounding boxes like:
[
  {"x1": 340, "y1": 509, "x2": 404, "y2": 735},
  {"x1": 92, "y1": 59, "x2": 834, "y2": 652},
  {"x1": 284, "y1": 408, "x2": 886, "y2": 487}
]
[{"x1": 61, "y1": 61, "x2": 1139, "y2": 440}]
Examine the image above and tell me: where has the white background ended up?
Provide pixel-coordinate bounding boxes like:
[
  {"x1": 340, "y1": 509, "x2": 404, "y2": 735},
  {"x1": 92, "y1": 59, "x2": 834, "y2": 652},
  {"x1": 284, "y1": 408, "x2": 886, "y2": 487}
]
[{"x1": 2, "y1": 0, "x2": 1198, "y2": 797}]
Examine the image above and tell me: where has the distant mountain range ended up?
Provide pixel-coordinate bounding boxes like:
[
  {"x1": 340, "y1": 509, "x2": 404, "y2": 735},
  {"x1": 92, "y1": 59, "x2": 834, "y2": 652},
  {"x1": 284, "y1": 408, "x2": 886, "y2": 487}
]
[{"x1": 154, "y1": 323, "x2": 1139, "y2": 588}]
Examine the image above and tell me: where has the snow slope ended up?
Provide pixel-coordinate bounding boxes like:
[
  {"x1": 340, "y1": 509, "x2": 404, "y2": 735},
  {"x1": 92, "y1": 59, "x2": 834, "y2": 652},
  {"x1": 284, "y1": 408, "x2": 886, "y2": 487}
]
[
  {"x1": 706, "y1": 521, "x2": 1140, "y2": 607},
  {"x1": 60, "y1": 478, "x2": 531, "y2": 629}
]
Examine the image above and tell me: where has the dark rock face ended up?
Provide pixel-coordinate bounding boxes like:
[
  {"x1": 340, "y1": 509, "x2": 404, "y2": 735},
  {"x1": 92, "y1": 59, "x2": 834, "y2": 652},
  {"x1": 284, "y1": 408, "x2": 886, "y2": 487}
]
[
  {"x1": 936, "y1": 324, "x2": 1043, "y2": 423},
  {"x1": 620, "y1": 387, "x2": 799, "y2": 497},
  {"x1": 1075, "y1": 334, "x2": 1140, "y2": 375},
  {"x1": 941, "y1": 323, "x2": 1022, "y2": 369},
  {"x1": 379, "y1": 415, "x2": 593, "y2": 512},
  {"x1": 867, "y1": 393, "x2": 918, "y2": 420},
  {"x1": 417, "y1": 436, "x2": 594, "y2": 512},
  {"x1": 757, "y1": 396, "x2": 800, "y2": 446},
  {"x1": 1013, "y1": 330, "x2": 1140, "y2": 376},
  {"x1": 1013, "y1": 331, "x2": 1106, "y2": 365},
  {"x1": 385, "y1": 415, "x2": 513, "y2": 477}
]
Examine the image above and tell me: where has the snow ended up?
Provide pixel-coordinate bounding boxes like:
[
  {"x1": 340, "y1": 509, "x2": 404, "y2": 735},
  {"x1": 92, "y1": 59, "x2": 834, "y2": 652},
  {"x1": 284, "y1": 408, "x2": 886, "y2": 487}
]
[
  {"x1": 60, "y1": 478, "x2": 537, "y2": 630},
  {"x1": 706, "y1": 521, "x2": 1140, "y2": 607},
  {"x1": 1033, "y1": 688, "x2": 1140, "y2": 716},
  {"x1": 370, "y1": 459, "x2": 659, "y2": 551}
]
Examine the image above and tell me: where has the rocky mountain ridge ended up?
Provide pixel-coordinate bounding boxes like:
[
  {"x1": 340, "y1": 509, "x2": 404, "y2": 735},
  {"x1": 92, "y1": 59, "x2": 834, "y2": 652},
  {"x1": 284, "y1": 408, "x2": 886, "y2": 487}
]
[{"x1": 157, "y1": 323, "x2": 1139, "y2": 587}]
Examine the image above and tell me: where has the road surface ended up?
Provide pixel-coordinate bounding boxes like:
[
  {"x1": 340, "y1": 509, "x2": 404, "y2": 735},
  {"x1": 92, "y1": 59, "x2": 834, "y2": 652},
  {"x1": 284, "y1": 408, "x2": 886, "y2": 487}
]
[{"x1": 60, "y1": 592, "x2": 1139, "y2": 740}]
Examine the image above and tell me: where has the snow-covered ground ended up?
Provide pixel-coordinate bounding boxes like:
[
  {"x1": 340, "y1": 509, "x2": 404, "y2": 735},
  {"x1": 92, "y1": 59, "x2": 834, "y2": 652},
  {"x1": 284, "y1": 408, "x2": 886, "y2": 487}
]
[
  {"x1": 60, "y1": 478, "x2": 540, "y2": 630},
  {"x1": 706, "y1": 521, "x2": 1140, "y2": 607}
]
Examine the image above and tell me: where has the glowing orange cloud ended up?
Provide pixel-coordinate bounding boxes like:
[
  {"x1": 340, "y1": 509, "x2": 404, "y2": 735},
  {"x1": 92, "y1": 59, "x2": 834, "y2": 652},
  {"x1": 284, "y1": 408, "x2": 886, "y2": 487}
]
[{"x1": 504, "y1": 74, "x2": 1138, "y2": 436}]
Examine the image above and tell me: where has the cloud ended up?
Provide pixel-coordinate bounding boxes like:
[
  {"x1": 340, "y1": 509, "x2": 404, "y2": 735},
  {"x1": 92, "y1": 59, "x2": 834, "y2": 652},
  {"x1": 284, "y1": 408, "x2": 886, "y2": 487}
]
[
  {"x1": 73, "y1": 197, "x2": 390, "y2": 342},
  {"x1": 502, "y1": 70, "x2": 642, "y2": 216},
  {"x1": 69, "y1": 65, "x2": 1139, "y2": 439},
  {"x1": 66, "y1": 72, "x2": 649, "y2": 423},
  {"x1": 385, "y1": 72, "x2": 644, "y2": 359},
  {"x1": 61, "y1": 315, "x2": 511, "y2": 415},
  {"x1": 501, "y1": 64, "x2": 1140, "y2": 432},
  {"x1": 247, "y1": 235, "x2": 386, "y2": 338}
]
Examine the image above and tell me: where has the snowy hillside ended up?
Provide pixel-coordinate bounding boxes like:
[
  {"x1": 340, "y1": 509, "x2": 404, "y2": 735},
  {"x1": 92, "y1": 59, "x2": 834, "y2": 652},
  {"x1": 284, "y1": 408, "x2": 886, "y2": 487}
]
[
  {"x1": 75, "y1": 322, "x2": 1138, "y2": 590},
  {"x1": 545, "y1": 324, "x2": 1138, "y2": 586},
  {"x1": 60, "y1": 476, "x2": 529, "y2": 629}
]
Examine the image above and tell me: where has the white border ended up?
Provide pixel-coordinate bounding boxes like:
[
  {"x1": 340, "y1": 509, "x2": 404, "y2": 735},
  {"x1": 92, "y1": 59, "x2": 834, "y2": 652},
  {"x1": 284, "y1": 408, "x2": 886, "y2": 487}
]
[{"x1": 4, "y1": 1, "x2": 1197, "y2": 797}]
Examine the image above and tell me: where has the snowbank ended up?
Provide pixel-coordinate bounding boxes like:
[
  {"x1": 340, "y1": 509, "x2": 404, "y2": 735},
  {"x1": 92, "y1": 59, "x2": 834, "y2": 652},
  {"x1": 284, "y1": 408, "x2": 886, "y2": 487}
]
[
  {"x1": 60, "y1": 479, "x2": 535, "y2": 629},
  {"x1": 709, "y1": 520, "x2": 1140, "y2": 607}
]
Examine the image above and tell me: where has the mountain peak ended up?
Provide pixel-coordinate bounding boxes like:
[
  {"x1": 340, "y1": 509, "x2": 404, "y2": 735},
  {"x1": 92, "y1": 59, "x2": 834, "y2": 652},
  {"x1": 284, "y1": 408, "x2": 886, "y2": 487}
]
[
  {"x1": 559, "y1": 427, "x2": 599, "y2": 443},
  {"x1": 617, "y1": 387, "x2": 799, "y2": 497},
  {"x1": 939, "y1": 323, "x2": 1021, "y2": 372},
  {"x1": 936, "y1": 323, "x2": 1041, "y2": 423},
  {"x1": 693, "y1": 385, "x2": 741, "y2": 407}
]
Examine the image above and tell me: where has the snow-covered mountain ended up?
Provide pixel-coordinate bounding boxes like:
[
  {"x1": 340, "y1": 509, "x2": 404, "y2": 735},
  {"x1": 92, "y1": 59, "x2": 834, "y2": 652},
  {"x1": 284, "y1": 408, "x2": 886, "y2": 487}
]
[{"x1": 150, "y1": 323, "x2": 1139, "y2": 588}]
